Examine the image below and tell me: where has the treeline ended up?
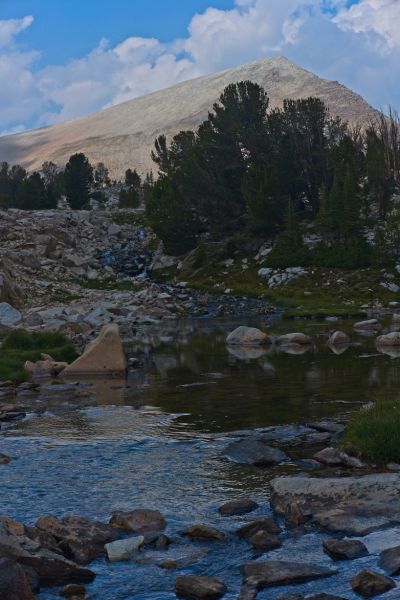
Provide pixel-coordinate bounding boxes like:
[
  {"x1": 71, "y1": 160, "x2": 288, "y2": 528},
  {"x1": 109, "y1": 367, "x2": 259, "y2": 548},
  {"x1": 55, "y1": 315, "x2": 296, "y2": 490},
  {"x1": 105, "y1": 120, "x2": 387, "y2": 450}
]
[
  {"x1": 0, "y1": 154, "x2": 146, "y2": 210},
  {"x1": 145, "y1": 81, "x2": 400, "y2": 268}
]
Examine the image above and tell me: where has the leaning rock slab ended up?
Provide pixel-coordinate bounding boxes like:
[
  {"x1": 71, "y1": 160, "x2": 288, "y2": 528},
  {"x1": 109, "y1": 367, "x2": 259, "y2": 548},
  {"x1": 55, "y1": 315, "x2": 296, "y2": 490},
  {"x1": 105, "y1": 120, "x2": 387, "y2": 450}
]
[
  {"x1": 226, "y1": 326, "x2": 269, "y2": 346},
  {"x1": 224, "y1": 439, "x2": 288, "y2": 466},
  {"x1": 175, "y1": 575, "x2": 227, "y2": 599},
  {"x1": 271, "y1": 473, "x2": 400, "y2": 536},
  {"x1": 351, "y1": 569, "x2": 395, "y2": 597},
  {"x1": 62, "y1": 324, "x2": 127, "y2": 377},
  {"x1": 242, "y1": 560, "x2": 336, "y2": 589}
]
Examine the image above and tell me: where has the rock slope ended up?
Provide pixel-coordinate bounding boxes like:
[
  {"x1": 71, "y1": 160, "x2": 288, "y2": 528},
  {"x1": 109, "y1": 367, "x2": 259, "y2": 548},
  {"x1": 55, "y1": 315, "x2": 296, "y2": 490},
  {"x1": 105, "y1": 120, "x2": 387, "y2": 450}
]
[{"x1": 0, "y1": 57, "x2": 378, "y2": 178}]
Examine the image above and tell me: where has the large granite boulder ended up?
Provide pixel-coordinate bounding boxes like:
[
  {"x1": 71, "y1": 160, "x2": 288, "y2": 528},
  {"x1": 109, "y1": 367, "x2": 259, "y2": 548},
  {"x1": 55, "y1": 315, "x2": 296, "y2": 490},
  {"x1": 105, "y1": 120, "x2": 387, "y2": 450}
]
[
  {"x1": 226, "y1": 326, "x2": 269, "y2": 346},
  {"x1": 62, "y1": 324, "x2": 127, "y2": 377},
  {"x1": 271, "y1": 473, "x2": 400, "y2": 536}
]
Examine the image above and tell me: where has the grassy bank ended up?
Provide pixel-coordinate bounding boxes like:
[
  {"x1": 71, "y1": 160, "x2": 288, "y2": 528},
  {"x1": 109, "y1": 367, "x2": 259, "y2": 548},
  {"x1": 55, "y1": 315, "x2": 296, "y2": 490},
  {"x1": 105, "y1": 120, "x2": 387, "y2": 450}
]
[
  {"x1": 0, "y1": 330, "x2": 78, "y2": 383},
  {"x1": 343, "y1": 401, "x2": 400, "y2": 464}
]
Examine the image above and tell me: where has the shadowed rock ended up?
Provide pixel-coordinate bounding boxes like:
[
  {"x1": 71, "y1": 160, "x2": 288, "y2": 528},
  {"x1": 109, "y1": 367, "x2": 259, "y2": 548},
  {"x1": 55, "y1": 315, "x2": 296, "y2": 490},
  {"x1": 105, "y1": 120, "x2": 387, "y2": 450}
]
[
  {"x1": 323, "y1": 538, "x2": 368, "y2": 560},
  {"x1": 175, "y1": 575, "x2": 227, "y2": 599},
  {"x1": 109, "y1": 509, "x2": 166, "y2": 535},
  {"x1": 218, "y1": 499, "x2": 259, "y2": 517},
  {"x1": 351, "y1": 569, "x2": 396, "y2": 597},
  {"x1": 242, "y1": 560, "x2": 336, "y2": 589},
  {"x1": 379, "y1": 545, "x2": 400, "y2": 575}
]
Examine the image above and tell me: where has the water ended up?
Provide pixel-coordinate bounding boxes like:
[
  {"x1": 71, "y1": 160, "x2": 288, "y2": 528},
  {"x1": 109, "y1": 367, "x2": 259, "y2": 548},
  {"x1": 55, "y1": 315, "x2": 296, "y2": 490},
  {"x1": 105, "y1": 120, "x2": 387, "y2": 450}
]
[{"x1": 1, "y1": 316, "x2": 400, "y2": 599}]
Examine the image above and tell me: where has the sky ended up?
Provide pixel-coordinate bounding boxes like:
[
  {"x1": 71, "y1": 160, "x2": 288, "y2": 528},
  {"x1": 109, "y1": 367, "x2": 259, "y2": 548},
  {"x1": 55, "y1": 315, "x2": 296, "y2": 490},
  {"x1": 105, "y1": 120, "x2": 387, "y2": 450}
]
[{"x1": 0, "y1": 0, "x2": 399, "y2": 135}]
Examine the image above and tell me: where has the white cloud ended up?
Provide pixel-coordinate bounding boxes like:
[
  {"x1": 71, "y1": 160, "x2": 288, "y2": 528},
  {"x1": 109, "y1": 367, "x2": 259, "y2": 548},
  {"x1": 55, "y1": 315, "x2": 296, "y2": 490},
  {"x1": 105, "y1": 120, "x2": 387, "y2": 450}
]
[{"x1": 1, "y1": 1, "x2": 400, "y2": 135}]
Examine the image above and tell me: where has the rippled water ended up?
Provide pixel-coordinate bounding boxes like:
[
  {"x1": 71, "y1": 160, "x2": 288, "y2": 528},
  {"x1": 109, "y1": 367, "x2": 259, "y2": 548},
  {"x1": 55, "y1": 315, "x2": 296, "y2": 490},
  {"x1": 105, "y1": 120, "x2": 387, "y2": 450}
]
[{"x1": 1, "y1": 316, "x2": 400, "y2": 599}]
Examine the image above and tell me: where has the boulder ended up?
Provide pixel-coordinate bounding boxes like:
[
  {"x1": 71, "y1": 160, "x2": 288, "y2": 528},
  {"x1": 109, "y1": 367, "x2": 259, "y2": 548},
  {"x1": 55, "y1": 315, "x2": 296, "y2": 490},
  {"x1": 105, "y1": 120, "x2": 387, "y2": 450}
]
[
  {"x1": 175, "y1": 575, "x2": 227, "y2": 600},
  {"x1": 62, "y1": 324, "x2": 127, "y2": 378},
  {"x1": 226, "y1": 326, "x2": 269, "y2": 347},
  {"x1": 109, "y1": 509, "x2": 166, "y2": 535},
  {"x1": 271, "y1": 473, "x2": 400, "y2": 536},
  {"x1": 351, "y1": 569, "x2": 395, "y2": 597},
  {"x1": 236, "y1": 518, "x2": 281, "y2": 539},
  {"x1": 379, "y1": 545, "x2": 400, "y2": 575},
  {"x1": 376, "y1": 331, "x2": 400, "y2": 346},
  {"x1": 218, "y1": 499, "x2": 258, "y2": 517},
  {"x1": 322, "y1": 539, "x2": 368, "y2": 560},
  {"x1": 0, "y1": 302, "x2": 22, "y2": 327},
  {"x1": 328, "y1": 331, "x2": 350, "y2": 346},
  {"x1": 0, "y1": 557, "x2": 36, "y2": 600},
  {"x1": 284, "y1": 502, "x2": 308, "y2": 528},
  {"x1": 276, "y1": 333, "x2": 312, "y2": 346},
  {"x1": 242, "y1": 560, "x2": 336, "y2": 589},
  {"x1": 36, "y1": 515, "x2": 120, "y2": 564},
  {"x1": 59, "y1": 584, "x2": 87, "y2": 598},
  {"x1": 353, "y1": 319, "x2": 381, "y2": 331},
  {"x1": 249, "y1": 530, "x2": 281, "y2": 552},
  {"x1": 224, "y1": 439, "x2": 288, "y2": 466},
  {"x1": 105, "y1": 536, "x2": 144, "y2": 562},
  {"x1": 25, "y1": 357, "x2": 68, "y2": 380},
  {"x1": 313, "y1": 448, "x2": 364, "y2": 468},
  {"x1": 183, "y1": 524, "x2": 226, "y2": 541}
]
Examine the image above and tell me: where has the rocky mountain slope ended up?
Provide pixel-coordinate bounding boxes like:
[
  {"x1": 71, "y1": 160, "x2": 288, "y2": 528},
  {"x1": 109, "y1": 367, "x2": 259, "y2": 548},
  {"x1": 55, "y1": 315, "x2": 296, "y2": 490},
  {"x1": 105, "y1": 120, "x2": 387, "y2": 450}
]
[{"x1": 0, "y1": 57, "x2": 378, "y2": 178}]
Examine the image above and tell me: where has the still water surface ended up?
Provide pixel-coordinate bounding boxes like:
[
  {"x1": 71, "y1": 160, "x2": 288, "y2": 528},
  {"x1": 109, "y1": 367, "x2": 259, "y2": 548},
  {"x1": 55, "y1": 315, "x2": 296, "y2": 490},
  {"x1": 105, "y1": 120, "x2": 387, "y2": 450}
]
[{"x1": 1, "y1": 317, "x2": 399, "y2": 599}]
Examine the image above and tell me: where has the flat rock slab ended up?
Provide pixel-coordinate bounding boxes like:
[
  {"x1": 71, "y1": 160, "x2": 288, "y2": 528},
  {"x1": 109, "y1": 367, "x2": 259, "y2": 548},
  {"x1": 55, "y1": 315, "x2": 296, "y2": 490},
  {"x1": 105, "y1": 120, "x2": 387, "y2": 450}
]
[
  {"x1": 175, "y1": 575, "x2": 227, "y2": 599},
  {"x1": 379, "y1": 545, "x2": 400, "y2": 575},
  {"x1": 224, "y1": 439, "x2": 288, "y2": 466},
  {"x1": 323, "y1": 539, "x2": 368, "y2": 560},
  {"x1": 271, "y1": 474, "x2": 400, "y2": 535},
  {"x1": 351, "y1": 569, "x2": 396, "y2": 597},
  {"x1": 243, "y1": 560, "x2": 336, "y2": 589}
]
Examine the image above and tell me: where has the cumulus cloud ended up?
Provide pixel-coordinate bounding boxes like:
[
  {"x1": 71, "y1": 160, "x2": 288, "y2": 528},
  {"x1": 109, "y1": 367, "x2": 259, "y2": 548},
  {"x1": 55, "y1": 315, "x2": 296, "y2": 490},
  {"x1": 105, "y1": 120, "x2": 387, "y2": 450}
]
[{"x1": 0, "y1": 1, "x2": 400, "y2": 135}]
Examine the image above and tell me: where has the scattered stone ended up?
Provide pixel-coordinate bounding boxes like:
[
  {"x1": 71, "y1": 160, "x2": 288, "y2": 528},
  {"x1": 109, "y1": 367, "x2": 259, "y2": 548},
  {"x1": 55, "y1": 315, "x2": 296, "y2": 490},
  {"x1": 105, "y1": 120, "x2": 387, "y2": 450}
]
[
  {"x1": 183, "y1": 524, "x2": 226, "y2": 541},
  {"x1": 236, "y1": 518, "x2": 281, "y2": 539},
  {"x1": 226, "y1": 326, "x2": 269, "y2": 346},
  {"x1": 323, "y1": 539, "x2": 368, "y2": 560},
  {"x1": 62, "y1": 324, "x2": 127, "y2": 377},
  {"x1": 351, "y1": 569, "x2": 395, "y2": 597},
  {"x1": 250, "y1": 530, "x2": 281, "y2": 552},
  {"x1": 379, "y1": 545, "x2": 400, "y2": 575},
  {"x1": 105, "y1": 536, "x2": 144, "y2": 562},
  {"x1": 109, "y1": 509, "x2": 166, "y2": 535},
  {"x1": 224, "y1": 439, "x2": 288, "y2": 466},
  {"x1": 218, "y1": 499, "x2": 259, "y2": 517},
  {"x1": 313, "y1": 448, "x2": 364, "y2": 468},
  {"x1": 242, "y1": 560, "x2": 336, "y2": 589},
  {"x1": 276, "y1": 333, "x2": 312, "y2": 346},
  {"x1": 328, "y1": 331, "x2": 350, "y2": 346},
  {"x1": 0, "y1": 302, "x2": 22, "y2": 327},
  {"x1": 175, "y1": 575, "x2": 227, "y2": 599},
  {"x1": 0, "y1": 557, "x2": 35, "y2": 600},
  {"x1": 353, "y1": 319, "x2": 381, "y2": 331}
]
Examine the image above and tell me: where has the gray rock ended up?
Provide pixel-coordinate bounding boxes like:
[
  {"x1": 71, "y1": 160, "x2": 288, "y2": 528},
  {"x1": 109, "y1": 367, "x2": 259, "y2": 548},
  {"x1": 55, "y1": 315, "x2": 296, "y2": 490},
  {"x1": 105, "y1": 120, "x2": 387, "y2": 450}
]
[
  {"x1": 226, "y1": 326, "x2": 269, "y2": 346},
  {"x1": 224, "y1": 439, "x2": 288, "y2": 466},
  {"x1": 0, "y1": 302, "x2": 22, "y2": 326},
  {"x1": 328, "y1": 331, "x2": 350, "y2": 346},
  {"x1": 313, "y1": 448, "x2": 364, "y2": 468},
  {"x1": 105, "y1": 536, "x2": 144, "y2": 562},
  {"x1": 351, "y1": 569, "x2": 396, "y2": 597},
  {"x1": 353, "y1": 319, "x2": 381, "y2": 331},
  {"x1": 218, "y1": 499, "x2": 258, "y2": 517},
  {"x1": 323, "y1": 539, "x2": 368, "y2": 560},
  {"x1": 376, "y1": 331, "x2": 400, "y2": 346},
  {"x1": 379, "y1": 545, "x2": 400, "y2": 575},
  {"x1": 276, "y1": 332, "x2": 312, "y2": 346},
  {"x1": 175, "y1": 575, "x2": 227, "y2": 599},
  {"x1": 242, "y1": 560, "x2": 336, "y2": 589}
]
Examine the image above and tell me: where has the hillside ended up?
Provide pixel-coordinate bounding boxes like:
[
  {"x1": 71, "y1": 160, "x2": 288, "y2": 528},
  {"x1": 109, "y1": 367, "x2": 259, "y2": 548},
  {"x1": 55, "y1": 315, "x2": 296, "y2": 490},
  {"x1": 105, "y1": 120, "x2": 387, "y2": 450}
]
[{"x1": 0, "y1": 57, "x2": 378, "y2": 178}]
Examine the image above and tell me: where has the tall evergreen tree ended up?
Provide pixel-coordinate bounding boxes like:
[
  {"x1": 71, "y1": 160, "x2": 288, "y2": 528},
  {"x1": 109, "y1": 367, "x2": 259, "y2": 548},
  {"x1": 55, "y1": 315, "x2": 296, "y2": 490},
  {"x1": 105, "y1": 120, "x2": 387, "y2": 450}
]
[{"x1": 64, "y1": 153, "x2": 93, "y2": 209}]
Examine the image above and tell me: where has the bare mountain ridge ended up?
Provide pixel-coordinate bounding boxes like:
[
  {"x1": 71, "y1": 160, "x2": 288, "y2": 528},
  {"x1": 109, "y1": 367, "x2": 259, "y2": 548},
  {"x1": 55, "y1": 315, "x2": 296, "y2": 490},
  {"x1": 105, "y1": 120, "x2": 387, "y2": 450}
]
[{"x1": 0, "y1": 57, "x2": 378, "y2": 178}]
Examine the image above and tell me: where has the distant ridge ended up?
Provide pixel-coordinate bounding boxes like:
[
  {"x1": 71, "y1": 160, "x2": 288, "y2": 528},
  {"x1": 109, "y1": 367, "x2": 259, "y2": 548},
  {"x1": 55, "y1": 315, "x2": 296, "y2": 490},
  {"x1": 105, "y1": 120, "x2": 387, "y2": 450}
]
[{"x1": 0, "y1": 57, "x2": 378, "y2": 178}]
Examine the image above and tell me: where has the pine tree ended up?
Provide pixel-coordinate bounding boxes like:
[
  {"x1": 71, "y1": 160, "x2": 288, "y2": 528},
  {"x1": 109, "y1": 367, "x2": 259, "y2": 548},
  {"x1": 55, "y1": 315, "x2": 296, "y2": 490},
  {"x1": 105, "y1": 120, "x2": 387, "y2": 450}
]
[{"x1": 64, "y1": 153, "x2": 93, "y2": 209}]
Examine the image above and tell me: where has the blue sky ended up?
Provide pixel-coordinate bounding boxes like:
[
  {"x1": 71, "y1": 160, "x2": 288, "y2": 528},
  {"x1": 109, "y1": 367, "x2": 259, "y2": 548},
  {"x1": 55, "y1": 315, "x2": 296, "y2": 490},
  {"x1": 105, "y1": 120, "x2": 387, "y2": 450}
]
[{"x1": 0, "y1": 1, "x2": 399, "y2": 134}]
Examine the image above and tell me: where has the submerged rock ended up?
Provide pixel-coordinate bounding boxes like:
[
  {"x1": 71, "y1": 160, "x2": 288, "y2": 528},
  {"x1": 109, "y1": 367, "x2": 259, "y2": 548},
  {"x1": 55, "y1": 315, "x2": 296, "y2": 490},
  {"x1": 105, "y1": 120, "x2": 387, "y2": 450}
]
[
  {"x1": 249, "y1": 530, "x2": 281, "y2": 552},
  {"x1": 226, "y1": 326, "x2": 269, "y2": 346},
  {"x1": 322, "y1": 539, "x2": 368, "y2": 560},
  {"x1": 183, "y1": 524, "x2": 226, "y2": 541},
  {"x1": 379, "y1": 545, "x2": 400, "y2": 575},
  {"x1": 62, "y1": 324, "x2": 127, "y2": 377},
  {"x1": 218, "y1": 499, "x2": 258, "y2": 517},
  {"x1": 236, "y1": 518, "x2": 281, "y2": 539},
  {"x1": 175, "y1": 575, "x2": 227, "y2": 599},
  {"x1": 105, "y1": 536, "x2": 144, "y2": 562},
  {"x1": 224, "y1": 439, "x2": 288, "y2": 466},
  {"x1": 0, "y1": 453, "x2": 11, "y2": 465},
  {"x1": 351, "y1": 569, "x2": 396, "y2": 597},
  {"x1": 109, "y1": 509, "x2": 166, "y2": 535},
  {"x1": 242, "y1": 560, "x2": 336, "y2": 589}
]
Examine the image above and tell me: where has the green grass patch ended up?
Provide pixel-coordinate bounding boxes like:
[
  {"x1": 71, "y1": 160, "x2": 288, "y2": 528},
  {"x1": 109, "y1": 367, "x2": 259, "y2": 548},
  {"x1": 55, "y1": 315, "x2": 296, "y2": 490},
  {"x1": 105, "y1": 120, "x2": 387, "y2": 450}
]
[
  {"x1": 0, "y1": 330, "x2": 78, "y2": 383},
  {"x1": 343, "y1": 401, "x2": 400, "y2": 464}
]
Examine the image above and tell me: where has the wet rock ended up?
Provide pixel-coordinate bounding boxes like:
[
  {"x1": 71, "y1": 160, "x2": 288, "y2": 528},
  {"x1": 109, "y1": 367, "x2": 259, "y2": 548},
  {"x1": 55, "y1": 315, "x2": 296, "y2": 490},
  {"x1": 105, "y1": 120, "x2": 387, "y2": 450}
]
[
  {"x1": 153, "y1": 534, "x2": 171, "y2": 550},
  {"x1": 183, "y1": 524, "x2": 226, "y2": 541},
  {"x1": 242, "y1": 560, "x2": 336, "y2": 589},
  {"x1": 0, "y1": 557, "x2": 36, "y2": 600},
  {"x1": 25, "y1": 357, "x2": 68, "y2": 380},
  {"x1": 109, "y1": 509, "x2": 166, "y2": 535},
  {"x1": 270, "y1": 473, "x2": 400, "y2": 536},
  {"x1": 322, "y1": 538, "x2": 368, "y2": 560},
  {"x1": 218, "y1": 499, "x2": 258, "y2": 517},
  {"x1": 175, "y1": 575, "x2": 227, "y2": 599},
  {"x1": 376, "y1": 331, "x2": 400, "y2": 346},
  {"x1": 307, "y1": 595, "x2": 346, "y2": 600},
  {"x1": 328, "y1": 331, "x2": 350, "y2": 346},
  {"x1": 313, "y1": 448, "x2": 364, "y2": 468},
  {"x1": 0, "y1": 453, "x2": 11, "y2": 465},
  {"x1": 285, "y1": 502, "x2": 308, "y2": 528},
  {"x1": 0, "y1": 302, "x2": 22, "y2": 327},
  {"x1": 224, "y1": 439, "x2": 288, "y2": 466},
  {"x1": 36, "y1": 515, "x2": 120, "y2": 564},
  {"x1": 226, "y1": 326, "x2": 269, "y2": 347},
  {"x1": 308, "y1": 422, "x2": 345, "y2": 436},
  {"x1": 353, "y1": 319, "x2": 381, "y2": 331},
  {"x1": 379, "y1": 545, "x2": 400, "y2": 575},
  {"x1": 351, "y1": 569, "x2": 395, "y2": 597},
  {"x1": 59, "y1": 584, "x2": 86, "y2": 598},
  {"x1": 250, "y1": 530, "x2": 281, "y2": 552},
  {"x1": 276, "y1": 333, "x2": 312, "y2": 346},
  {"x1": 238, "y1": 585, "x2": 258, "y2": 600},
  {"x1": 105, "y1": 536, "x2": 144, "y2": 561},
  {"x1": 62, "y1": 324, "x2": 127, "y2": 377},
  {"x1": 236, "y1": 518, "x2": 281, "y2": 539}
]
